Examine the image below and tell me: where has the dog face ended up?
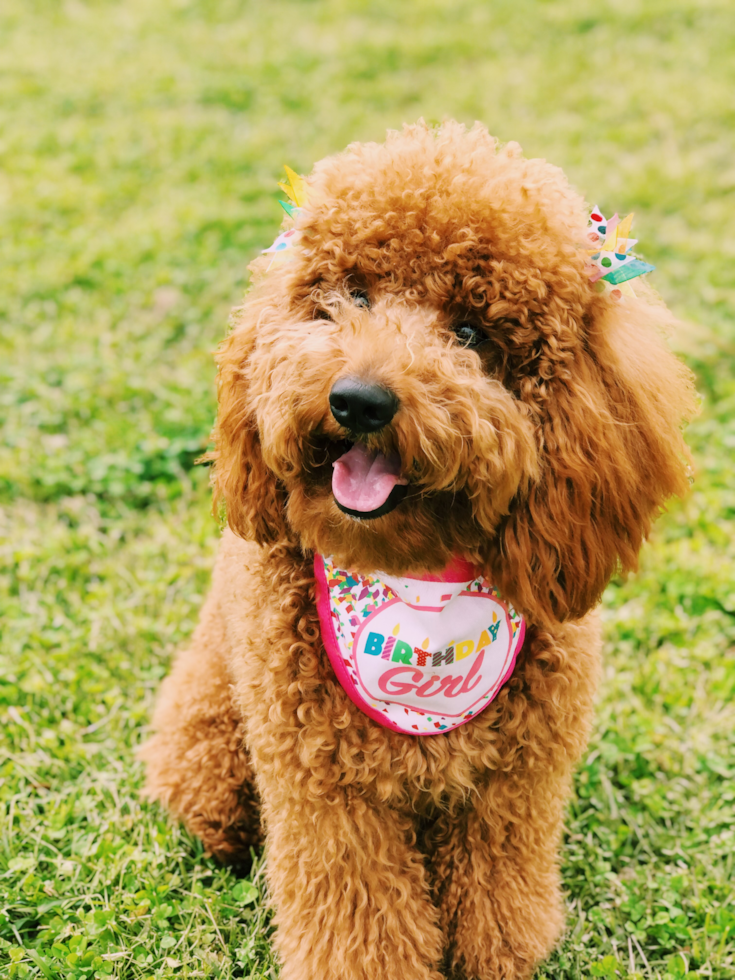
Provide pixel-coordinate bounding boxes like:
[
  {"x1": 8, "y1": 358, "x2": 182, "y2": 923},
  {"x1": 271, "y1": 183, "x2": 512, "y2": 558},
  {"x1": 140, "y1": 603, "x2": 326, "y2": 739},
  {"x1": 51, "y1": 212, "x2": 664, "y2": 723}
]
[{"x1": 213, "y1": 122, "x2": 695, "y2": 625}]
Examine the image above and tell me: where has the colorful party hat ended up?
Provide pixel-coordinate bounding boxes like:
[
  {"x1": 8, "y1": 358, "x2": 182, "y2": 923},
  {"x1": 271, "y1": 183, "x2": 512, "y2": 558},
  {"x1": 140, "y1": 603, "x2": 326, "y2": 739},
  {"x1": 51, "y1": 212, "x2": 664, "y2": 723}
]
[
  {"x1": 262, "y1": 166, "x2": 309, "y2": 268},
  {"x1": 586, "y1": 207, "x2": 655, "y2": 298}
]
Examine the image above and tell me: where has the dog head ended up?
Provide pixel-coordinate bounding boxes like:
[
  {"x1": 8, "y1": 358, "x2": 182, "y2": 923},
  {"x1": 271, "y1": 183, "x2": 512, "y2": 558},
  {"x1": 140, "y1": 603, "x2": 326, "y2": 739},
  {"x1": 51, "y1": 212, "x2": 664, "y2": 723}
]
[{"x1": 211, "y1": 121, "x2": 696, "y2": 625}]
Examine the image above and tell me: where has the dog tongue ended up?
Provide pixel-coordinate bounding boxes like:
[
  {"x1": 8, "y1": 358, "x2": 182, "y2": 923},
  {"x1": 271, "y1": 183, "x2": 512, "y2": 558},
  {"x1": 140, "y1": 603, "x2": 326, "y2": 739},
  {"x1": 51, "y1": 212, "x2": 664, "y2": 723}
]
[{"x1": 332, "y1": 444, "x2": 407, "y2": 513}]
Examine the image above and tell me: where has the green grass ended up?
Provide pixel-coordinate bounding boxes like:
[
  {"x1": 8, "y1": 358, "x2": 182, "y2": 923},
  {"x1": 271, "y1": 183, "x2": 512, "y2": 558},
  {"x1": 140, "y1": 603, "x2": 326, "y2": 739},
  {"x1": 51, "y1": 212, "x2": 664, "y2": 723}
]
[{"x1": 1, "y1": 0, "x2": 733, "y2": 977}]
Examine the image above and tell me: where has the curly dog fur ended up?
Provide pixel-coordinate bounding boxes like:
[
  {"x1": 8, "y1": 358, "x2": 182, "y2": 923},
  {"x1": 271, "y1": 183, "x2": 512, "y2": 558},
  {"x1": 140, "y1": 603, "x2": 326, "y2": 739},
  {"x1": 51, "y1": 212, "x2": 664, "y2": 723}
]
[{"x1": 141, "y1": 121, "x2": 696, "y2": 980}]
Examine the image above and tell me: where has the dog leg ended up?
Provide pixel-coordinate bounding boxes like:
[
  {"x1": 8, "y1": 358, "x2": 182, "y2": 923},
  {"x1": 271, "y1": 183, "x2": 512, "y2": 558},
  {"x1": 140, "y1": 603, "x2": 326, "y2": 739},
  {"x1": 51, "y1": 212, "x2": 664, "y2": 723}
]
[
  {"x1": 259, "y1": 790, "x2": 445, "y2": 980},
  {"x1": 140, "y1": 595, "x2": 261, "y2": 867},
  {"x1": 430, "y1": 621, "x2": 601, "y2": 980},
  {"x1": 431, "y1": 794, "x2": 566, "y2": 980}
]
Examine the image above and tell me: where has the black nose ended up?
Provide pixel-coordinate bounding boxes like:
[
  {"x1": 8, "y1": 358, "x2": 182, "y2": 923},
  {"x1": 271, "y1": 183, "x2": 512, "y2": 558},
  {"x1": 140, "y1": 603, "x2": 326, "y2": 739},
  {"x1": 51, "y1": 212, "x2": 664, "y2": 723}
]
[{"x1": 329, "y1": 377, "x2": 399, "y2": 433}]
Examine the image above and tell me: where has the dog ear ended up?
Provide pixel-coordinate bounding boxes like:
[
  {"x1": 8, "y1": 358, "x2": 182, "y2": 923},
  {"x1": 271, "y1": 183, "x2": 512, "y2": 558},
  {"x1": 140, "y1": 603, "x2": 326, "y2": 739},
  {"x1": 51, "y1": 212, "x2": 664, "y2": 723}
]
[
  {"x1": 485, "y1": 288, "x2": 697, "y2": 626},
  {"x1": 208, "y1": 300, "x2": 288, "y2": 545}
]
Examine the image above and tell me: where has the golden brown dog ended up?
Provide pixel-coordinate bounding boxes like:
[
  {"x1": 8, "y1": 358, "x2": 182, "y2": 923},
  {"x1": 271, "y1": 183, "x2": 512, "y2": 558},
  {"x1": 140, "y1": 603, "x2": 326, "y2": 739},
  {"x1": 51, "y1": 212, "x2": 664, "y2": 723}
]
[{"x1": 142, "y1": 121, "x2": 695, "y2": 980}]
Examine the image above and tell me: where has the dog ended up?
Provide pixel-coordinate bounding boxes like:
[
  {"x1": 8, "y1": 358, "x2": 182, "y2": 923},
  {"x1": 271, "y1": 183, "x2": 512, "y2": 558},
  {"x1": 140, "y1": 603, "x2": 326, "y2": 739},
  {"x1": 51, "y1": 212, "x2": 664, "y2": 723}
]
[{"x1": 141, "y1": 120, "x2": 696, "y2": 980}]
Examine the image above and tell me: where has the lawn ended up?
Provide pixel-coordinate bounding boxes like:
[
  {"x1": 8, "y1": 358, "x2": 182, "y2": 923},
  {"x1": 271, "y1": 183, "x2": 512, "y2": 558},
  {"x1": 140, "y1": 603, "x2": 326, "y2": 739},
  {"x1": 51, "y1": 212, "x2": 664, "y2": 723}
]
[{"x1": 1, "y1": 1, "x2": 734, "y2": 978}]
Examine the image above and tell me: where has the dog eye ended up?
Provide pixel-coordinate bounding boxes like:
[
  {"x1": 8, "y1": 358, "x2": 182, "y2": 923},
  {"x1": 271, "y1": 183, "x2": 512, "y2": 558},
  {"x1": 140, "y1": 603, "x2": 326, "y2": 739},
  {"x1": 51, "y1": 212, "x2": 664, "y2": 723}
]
[
  {"x1": 452, "y1": 322, "x2": 485, "y2": 348},
  {"x1": 351, "y1": 290, "x2": 370, "y2": 310}
]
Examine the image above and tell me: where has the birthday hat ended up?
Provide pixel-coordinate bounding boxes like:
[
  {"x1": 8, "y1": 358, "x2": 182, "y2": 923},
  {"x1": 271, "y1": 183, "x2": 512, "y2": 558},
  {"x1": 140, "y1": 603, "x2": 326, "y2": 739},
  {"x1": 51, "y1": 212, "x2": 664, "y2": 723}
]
[
  {"x1": 586, "y1": 207, "x2": 655, "y2": 298},
  {"x1": 262, "y1": 165, "x2": 309, "y2": 267}
]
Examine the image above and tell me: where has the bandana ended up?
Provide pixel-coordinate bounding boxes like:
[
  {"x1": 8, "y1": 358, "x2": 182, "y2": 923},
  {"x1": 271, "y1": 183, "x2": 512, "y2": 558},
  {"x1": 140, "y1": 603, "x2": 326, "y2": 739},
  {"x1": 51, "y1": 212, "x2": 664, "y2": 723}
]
[{"x1": 314, "y1": 554, "x2": 525, "y2": 735}]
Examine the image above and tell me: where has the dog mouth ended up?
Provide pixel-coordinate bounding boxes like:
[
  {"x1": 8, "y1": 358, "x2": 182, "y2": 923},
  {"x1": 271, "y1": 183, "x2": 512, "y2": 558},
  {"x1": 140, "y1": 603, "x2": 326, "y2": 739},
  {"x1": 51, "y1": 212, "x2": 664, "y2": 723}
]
[{"x1": 331, "y1": 442, "x2": 409, "y2": 519}]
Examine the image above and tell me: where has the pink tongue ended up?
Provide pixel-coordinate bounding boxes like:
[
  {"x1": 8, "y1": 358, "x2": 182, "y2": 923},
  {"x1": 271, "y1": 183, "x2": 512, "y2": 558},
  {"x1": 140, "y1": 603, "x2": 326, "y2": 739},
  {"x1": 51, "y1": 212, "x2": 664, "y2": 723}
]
[{"x1": 332, "y1": 444, "x2": 407, "y2": 513}]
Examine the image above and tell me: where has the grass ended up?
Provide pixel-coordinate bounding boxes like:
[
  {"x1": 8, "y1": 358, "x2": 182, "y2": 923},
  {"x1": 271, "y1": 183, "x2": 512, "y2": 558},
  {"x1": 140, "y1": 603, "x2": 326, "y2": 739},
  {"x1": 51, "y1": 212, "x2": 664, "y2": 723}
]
[{"x1": 1, "y1": 0, "x2": 733, "y2": 977}]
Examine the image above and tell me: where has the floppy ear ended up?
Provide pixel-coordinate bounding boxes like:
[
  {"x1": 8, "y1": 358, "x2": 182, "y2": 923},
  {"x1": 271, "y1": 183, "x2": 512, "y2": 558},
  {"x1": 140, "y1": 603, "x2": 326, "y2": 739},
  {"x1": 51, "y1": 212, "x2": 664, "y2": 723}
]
[
  {"x1": 208, "y1": 299, "x2": 289, "y2": 545},
  {"x1": 486, "y1": 288, "x2": 697, "y2": 626}
]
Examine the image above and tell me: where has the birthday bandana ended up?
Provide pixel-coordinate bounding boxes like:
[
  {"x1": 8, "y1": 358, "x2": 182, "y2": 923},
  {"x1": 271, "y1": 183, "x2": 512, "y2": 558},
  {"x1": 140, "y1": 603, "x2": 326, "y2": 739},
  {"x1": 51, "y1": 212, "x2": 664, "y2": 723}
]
[{"x1": 314, "y1": 555, "x2": 525, "y2": 735}]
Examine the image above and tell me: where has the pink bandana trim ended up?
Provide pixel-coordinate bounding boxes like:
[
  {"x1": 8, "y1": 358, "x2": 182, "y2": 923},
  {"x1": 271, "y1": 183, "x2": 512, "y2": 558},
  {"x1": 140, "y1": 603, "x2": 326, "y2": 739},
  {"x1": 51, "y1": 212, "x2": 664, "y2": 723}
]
[{"x1": 314, "y1": 554, "x2": 525, "y2": 735}]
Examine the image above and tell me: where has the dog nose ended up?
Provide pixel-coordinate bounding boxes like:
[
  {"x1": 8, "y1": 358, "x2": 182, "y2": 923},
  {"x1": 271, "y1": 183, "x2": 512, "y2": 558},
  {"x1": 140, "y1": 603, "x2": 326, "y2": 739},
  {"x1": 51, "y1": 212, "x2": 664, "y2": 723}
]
[{"x1": 329, "y1": 377, "x2": 399, "y2": 433}]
